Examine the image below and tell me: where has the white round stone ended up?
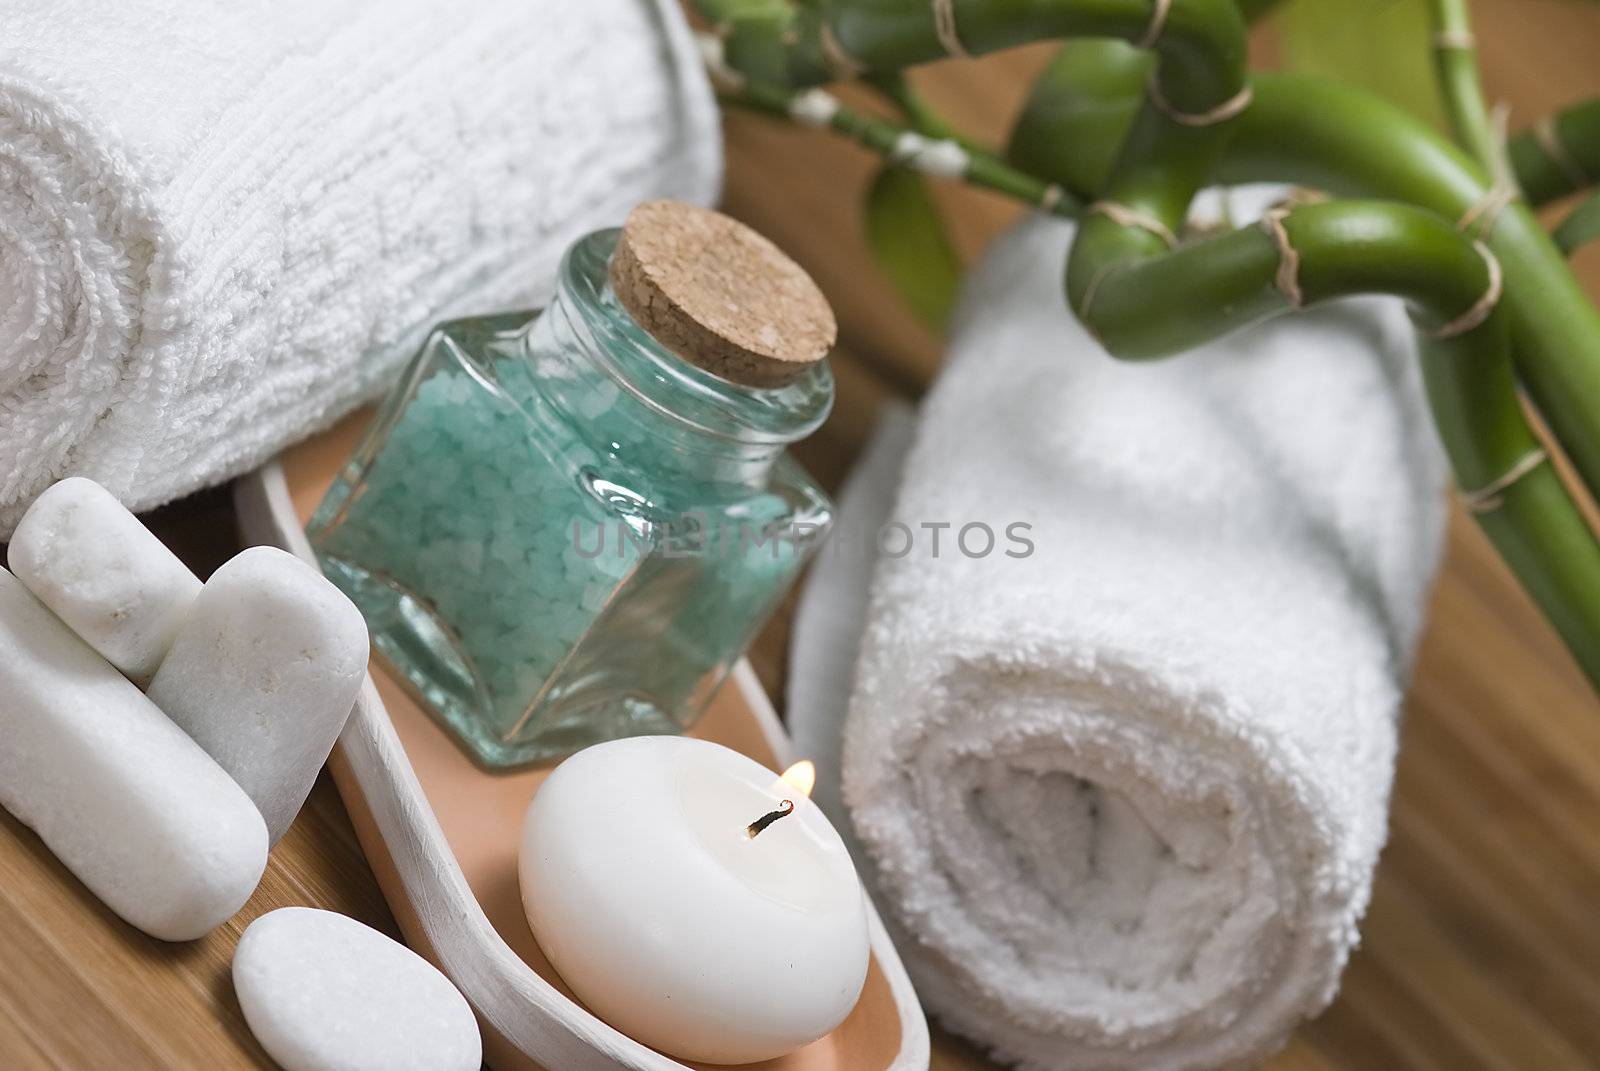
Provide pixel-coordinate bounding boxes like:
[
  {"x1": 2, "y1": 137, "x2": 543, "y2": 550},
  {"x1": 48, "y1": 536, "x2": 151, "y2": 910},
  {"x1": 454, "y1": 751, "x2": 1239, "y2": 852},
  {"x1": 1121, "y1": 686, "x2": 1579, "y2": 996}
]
[
  {"x1": 8, "y1": 477, "x2": 201, "y2": 683},
  {"x1": 233, "y1": 908, "x2": 481, "y2": 1071}
]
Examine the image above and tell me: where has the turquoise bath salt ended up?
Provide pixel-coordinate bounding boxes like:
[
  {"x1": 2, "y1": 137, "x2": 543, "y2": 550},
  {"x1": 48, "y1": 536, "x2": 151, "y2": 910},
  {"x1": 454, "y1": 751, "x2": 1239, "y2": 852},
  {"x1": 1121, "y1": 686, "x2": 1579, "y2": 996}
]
[{"x1": 310, "y1": 217, "x2": 834, "y2": 768}]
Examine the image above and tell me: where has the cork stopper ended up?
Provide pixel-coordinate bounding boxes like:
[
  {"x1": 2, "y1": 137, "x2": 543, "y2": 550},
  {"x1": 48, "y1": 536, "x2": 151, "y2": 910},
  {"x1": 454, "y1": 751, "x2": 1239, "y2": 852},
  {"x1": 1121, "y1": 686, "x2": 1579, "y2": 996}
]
[{"x1": 609, "y1": 201, "x2": 836, "y2": 389}]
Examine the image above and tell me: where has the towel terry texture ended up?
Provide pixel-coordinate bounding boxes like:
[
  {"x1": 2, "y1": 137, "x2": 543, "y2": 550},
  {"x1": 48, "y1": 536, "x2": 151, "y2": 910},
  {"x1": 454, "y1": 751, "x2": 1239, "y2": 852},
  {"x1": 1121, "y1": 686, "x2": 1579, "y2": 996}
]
[
  {"x1": 788, "y1": 191, "x2": 1447, "y2": 1070},
  {"x1": 0, "y1": 0, "x2": 718, "y2": 534}
]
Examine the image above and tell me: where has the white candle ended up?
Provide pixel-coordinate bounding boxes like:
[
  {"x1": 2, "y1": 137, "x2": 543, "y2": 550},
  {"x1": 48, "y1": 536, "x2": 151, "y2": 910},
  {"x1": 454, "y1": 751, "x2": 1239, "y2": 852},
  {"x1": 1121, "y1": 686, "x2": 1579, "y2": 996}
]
[{"x1": 518, "y1": 736, "x2": 870, "y2": 1065}]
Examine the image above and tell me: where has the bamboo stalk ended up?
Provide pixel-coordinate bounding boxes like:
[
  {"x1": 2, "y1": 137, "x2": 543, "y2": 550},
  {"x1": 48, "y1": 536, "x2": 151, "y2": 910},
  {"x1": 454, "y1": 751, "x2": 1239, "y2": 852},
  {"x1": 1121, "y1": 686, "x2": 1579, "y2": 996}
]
[
  {"x1": 689, "y1": 4, "x2": 1600, "y2": 691},
  {"x1": 866, "y1": 72, "x2": 989, "y2": 155},
  {"x1": 1428, "y1": 0, "x2": 1506, "y2": 181},
  {"x1": 1218, "y1": 75, "x2": 1600, "y2": 512},
  {"x1": 1005, "y1": 45, "x2": 1600, "y2": 510},
  {"x1": 1007, "y1": 40, "x2": 1150, "y2": 198},
  {"x1": 1001, "y1": 47, "x2": 1600, "y2": 682},
  {"x1": 692, "y1": 0, "x2": 1252, "y2": 358},
  {"x1": 1082, "y1": 198, "x2": 1600, "y2": 687},
  {"x1": 715, "y1": 75, "x2": 1080, "y2": 217}
]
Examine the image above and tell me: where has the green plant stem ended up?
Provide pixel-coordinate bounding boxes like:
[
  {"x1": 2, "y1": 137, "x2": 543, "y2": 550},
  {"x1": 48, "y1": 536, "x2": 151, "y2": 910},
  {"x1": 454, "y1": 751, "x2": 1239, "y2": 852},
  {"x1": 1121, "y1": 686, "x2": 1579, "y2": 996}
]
[
  {"x1": 692, "y1": 6, "x2": 1600, "y2": 688},
  {"x1": 1057, "y1": 2, "x2": 1250, "y2": 334},
  {"x1": 1009, "y1": 48, "x2": 1600, "y2": 509},
  {"x1": 1081, "y1": 201, "x2": 1483, "y2": 352},
  {"x1": 1217, "y1": 74, "x2": 1600, "y2": 507},
  {"x1": 692, "y1": 0, "x2": 1240, "y2": 96},
  {"x1": 1007, "y1": 40, "x2": 1151, "y2": 198},
  {"x1": 1217, "y1": 88, "x2": 1600, "y2": 690},
  {"x1": 716, "y1": 79, "x2": 1081, "y2": 217},
  {"x1": 1006, "y1": 48, "x2": 1600, "y2": 687},
  {"x1": 1084, "y1": 198, "x2": 1600, "y2": 687},
  {"x1": 1428, "y1": 0, "x2": 1503, "y2": 179},
  {"x1": 866, "y1": 72, "x2": 988, "y2": 155},
  {"x1": 1556, "y1": 192, "x2": 1600, "y2": 257},
  {"x1": 1508, "y1": 99, "x2": 1600, "y2": 206},
  {"x1": 692, "y1": 0, "x2": 1251, "y2": 365}
]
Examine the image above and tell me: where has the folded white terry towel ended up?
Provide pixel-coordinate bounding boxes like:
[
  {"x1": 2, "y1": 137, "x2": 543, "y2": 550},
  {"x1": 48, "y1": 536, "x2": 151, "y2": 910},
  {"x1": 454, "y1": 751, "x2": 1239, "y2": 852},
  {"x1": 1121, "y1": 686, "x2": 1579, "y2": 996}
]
[
  {"x1": 0, "y1": 0, "x2": 718, "y2": 534},
  {"x1": 788, "y1": 190, "x2": 1447, "y2": 1070}
]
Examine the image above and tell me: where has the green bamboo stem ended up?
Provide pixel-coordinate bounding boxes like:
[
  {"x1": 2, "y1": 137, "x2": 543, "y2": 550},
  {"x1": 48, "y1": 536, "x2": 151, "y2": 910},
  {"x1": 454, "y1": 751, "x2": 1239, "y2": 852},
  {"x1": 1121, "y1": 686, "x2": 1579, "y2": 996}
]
[
  {"x1": 715, "y1": 77, "x2": 1081, "y2": 217},
  {"x1": 1081, "y1": 201, "x2": 1488, "y2": 353},
  {"x1": 1007, "y1": 46, "x2": 1600, "y2": 510},
  {"x1": 1058, "y1": 1, "x2": 1250, "y2": 335},
  {"x1": 690, "y1": 0, "x2": 1251, "y2": 351},
  {"x1": 1007, "y1": 40, "x2": 1150, "y2": 198},
  {"x1": 1428, "y1": 0, "x2": 1505, "y2": 180},
  {"x1": 1217, "y1": 75, "x2": 1600, "y2": 511},
  {"x1": 1508, "y1": 99, "x2": 1600, "y2": 206},
  {"x1": 691, "y1": 5, "x2": 1600, "y2": 687},
  {"x1": 1000, "y1": 44, "x2": 1600, "y2": 687},
  {"x1": 694, "y1": 0, "x2": 1238, "y2": 90},
  {"x1": 866, "y1": 72, "x2": 988, "y2": 155},
  {"x1": 1556, "y1": 192, "x2": 1600, "y2": 257},
  {"x1": 1082, "y1": 198, "x2": 1600, "y2": 686}
]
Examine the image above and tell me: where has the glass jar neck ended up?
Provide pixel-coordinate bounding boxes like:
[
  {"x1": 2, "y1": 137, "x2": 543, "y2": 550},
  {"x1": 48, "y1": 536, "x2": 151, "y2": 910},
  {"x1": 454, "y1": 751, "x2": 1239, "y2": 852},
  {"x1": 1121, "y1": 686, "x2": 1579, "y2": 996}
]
[{"x1": 523, "y1": 229, "x2": 833, "y2": 490}]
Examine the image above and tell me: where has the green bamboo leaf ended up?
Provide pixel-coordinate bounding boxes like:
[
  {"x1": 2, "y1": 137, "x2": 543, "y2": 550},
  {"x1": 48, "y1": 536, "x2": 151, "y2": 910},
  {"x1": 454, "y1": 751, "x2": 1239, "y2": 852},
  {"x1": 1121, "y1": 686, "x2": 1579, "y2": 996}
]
[
  {"x1": 1276, "y1": 0, "x2": 1449, "y2": 131},
  {"x1": 1556, "y1": 193, "x2": 1600, "y2": 256},
  {"x1": 863, "y1": 165, "x2": 961, "y2": 331}
]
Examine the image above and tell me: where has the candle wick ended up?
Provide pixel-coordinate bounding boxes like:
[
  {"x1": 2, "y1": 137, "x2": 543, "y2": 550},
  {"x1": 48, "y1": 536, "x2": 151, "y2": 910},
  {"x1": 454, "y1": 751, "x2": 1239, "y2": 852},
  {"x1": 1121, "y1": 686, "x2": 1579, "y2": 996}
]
[{"x1": 745, "y1": 799, "x2": 795, "y2": 839}]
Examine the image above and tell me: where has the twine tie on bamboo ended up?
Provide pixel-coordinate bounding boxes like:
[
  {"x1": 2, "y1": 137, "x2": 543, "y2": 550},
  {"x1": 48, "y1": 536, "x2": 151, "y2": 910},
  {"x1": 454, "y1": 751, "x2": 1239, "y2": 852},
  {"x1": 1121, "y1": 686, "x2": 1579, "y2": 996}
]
[
  {"x1": 1457, "y1": 181, "x2": 1519, "y2": 241},
  {"x1": 1261, "y1": 207, "x2": 1304, "y2": 309},
  {"x1": 1090, "y1": 201, "x2": 1177, "y2": 249},
  {"x1": 931, "y1": 0, "x2": 971, "y2": 58},
  {"x1": 1138, "y1": 0, "x2": 1172, "y2": 49},
  {"x1": 694, "y1": 32, "x2": 745, "y2": 91},
  {"x1": 1074, "y1": 262, "x2": 1123, "y2": 340},
  {"x1": 1434, "y1": 241, "x2": 1503, "y2": 339},
  {"x1": 1146, "y1": 72, "x2": 1254, "y2": 128},
  {"x1": 1271, "y1": 187, "x2": 1331, "y2": 211},
  {"x1": 1432, "y1": 28, "x2": 1477, "y2": 50},
  {"x1": 1460, "y1": 449, "x2": 1548, "y2": 513},
  {"x1": 820, "y1": 21, "x2": 866, "y2": 78},
  {"x1": 1490, "y1": 100, "x2": 1513, "y2": 175},
  {"x1": 1039, "y1": 184, "x2": 1066, "y2": 212}
]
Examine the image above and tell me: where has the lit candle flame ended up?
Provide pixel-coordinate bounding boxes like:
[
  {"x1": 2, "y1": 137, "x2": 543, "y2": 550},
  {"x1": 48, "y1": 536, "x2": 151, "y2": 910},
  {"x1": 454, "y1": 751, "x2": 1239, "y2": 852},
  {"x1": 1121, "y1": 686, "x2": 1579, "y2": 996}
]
[{"x1": 778, "y1": 760, "x2": 816, "y2": 799}]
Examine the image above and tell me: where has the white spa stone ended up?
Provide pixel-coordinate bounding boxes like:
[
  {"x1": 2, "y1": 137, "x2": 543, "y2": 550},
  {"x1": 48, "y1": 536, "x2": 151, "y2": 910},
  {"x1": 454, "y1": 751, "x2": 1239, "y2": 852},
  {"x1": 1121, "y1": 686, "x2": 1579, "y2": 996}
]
[
  {"x1": 234, "y1": 907, "x2": 481, "y2": 1071},
  {"x1": 0, "y1": 568, "x2": 267, "y2": 941},
  {"x1": 148, "y1": 546, "x2": 368, "y2": 845},
  {"x1": 8, "y1": 477, "x2": 202, "y2": 683}
]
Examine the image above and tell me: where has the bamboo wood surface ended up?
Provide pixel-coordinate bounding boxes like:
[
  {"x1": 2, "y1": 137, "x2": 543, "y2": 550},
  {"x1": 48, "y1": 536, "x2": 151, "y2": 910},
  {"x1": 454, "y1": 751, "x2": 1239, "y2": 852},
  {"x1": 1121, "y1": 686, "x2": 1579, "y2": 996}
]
[{"x1": 0, "y1": 2, "x2": 1597, "y2": 1067}]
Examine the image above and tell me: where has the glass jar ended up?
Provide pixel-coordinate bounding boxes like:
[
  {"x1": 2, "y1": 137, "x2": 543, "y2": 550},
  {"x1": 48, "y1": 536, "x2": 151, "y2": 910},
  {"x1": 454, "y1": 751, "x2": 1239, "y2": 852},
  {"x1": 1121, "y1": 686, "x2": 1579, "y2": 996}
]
[{"x1": 309, "y1": 228, "x2": 834, "y2": 768}]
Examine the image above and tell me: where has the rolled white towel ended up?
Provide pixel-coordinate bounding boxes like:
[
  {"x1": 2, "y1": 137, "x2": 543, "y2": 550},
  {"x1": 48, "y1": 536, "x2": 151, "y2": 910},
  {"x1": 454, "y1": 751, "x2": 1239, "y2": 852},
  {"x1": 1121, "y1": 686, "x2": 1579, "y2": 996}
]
[
  {"x1": 0, "y1": 0, "x2": 717, "y2": 535},
  {"x1": 788, "y1": 191, "x2": 1447, "y2": 1069}
]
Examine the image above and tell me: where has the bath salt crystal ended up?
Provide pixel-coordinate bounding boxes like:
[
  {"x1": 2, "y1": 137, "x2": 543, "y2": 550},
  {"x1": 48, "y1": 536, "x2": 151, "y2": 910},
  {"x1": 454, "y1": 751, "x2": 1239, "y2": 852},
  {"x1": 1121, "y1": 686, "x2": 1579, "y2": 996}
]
[
  {"x1": 234, "y1": 907, "x2": 481, "y2": 1071},
  {"x1": 8, "y1": 477, "x2": 202, "y2": 683},
  {"x1": 316, "y1": 366, "x2": 618, "y2": 741},
  {"x1": 0, "y1": 568, "x2": 266, "y2": 941},
  {"x1": 148, "y1": 546, "x2": 368, "y2": 844}
]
